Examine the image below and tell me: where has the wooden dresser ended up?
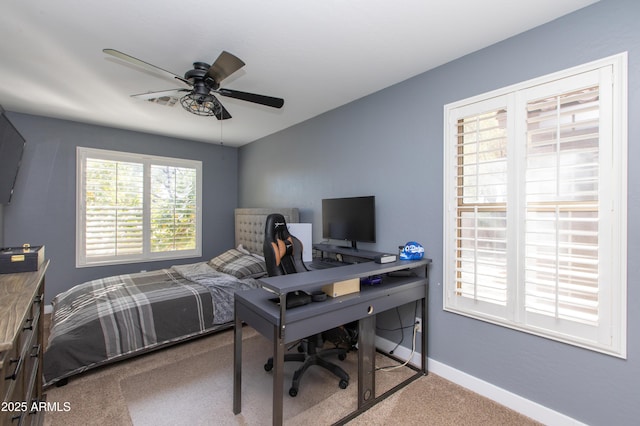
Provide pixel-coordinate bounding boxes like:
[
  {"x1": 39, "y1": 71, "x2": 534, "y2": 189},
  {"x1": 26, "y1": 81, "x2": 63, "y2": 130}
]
[{"x1": 0, "y1": 261, "x2": 48, "y2": 426}]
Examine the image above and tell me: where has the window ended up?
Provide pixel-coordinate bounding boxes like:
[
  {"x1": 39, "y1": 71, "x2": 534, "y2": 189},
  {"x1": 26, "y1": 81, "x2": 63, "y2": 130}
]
[
  {"x1": 443, "y1": 53, "x2": 627, "y2": 357},
  {"x1": 77, "y1": 147, "x2": 202, "y2": 267}
]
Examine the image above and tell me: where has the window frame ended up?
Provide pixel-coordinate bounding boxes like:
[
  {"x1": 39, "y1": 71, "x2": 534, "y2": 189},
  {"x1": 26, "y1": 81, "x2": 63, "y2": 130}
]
[
  {"x1": 76, "y1": 147, "x2": 203, "y2": 267},
  {"x1": 443, "y1": 53, "x2": 627, "y2": 358}
]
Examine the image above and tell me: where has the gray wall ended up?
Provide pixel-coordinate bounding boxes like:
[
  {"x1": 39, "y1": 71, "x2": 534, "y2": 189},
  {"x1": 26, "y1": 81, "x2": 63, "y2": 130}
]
[
  {"x1": 238, "y1": 0, "x2": 639, "y2": 424},
  {"x1": 3, "y1": 113, "x2": 238, "y2": 304}
]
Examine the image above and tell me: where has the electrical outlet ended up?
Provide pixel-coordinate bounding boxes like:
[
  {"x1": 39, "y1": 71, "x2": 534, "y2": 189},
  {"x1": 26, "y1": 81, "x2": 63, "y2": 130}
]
[{"x1": 414, "y1": 317, "x2": 422, "y2": 333}]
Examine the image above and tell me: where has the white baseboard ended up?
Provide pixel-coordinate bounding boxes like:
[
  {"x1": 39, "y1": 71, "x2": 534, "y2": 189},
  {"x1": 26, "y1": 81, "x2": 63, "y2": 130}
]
[
  {"x1": 375, "y1": 336, "x2": 585, "y2": 426},
  {"x1": 44, "y1": 304, "x2": 53, "y2": 314}
]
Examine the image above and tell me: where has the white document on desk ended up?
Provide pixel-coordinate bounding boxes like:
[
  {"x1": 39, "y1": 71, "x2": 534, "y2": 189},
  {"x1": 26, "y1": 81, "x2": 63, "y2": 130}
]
[{"x1": 287, "y1": 223, "x2": 312, "y2": 262}]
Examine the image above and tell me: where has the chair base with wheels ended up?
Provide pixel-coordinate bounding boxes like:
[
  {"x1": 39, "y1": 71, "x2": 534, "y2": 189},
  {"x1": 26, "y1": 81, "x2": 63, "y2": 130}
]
[{"x1": 264, "y1": 344, "x2": 349, "y2": 397}]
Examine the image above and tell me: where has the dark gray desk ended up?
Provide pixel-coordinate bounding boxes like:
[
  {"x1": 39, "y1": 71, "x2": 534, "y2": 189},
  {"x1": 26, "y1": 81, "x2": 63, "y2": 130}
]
[{"x1": 233, "y1": 258, "x2": 430, "y2": 425}]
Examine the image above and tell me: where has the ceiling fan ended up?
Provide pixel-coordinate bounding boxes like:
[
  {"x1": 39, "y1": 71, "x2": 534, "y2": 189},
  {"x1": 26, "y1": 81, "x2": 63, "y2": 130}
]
[{"x1": 103, "y1": 48, "x2": 284, "y2": 120}]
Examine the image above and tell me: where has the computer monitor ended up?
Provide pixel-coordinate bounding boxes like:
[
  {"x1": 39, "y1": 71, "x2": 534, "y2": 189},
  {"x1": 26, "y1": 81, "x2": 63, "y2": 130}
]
[{"x1": 321, "y1": 196, "x2": 375, "y2": 250}]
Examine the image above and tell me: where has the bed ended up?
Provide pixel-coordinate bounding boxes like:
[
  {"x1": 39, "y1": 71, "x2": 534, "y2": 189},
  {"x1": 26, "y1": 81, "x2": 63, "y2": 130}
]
[{"x1": 43, "y1": 207, "x2": 299, "y2": 387}]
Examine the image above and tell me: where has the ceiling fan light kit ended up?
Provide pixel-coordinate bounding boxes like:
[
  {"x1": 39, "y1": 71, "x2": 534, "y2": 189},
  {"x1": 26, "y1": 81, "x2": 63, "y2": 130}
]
[
  {"x1": 179, "y1": 93, "x2": 220, "y2": 117},
  {"x1": 103, "y1": 48, "x2": 284, "y2": 119}
]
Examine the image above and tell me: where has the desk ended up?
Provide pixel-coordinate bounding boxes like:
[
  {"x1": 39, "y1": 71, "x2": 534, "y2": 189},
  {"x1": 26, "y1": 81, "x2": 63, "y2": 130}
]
[{"x1": 233, "y1": 258, "x2": 430, "y2": 425}]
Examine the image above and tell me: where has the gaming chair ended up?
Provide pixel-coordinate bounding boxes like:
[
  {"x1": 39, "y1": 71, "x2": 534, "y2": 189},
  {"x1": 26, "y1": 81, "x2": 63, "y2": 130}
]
[
  {"x1": 262, "y1": 213, "x2": 351, "y2": 397},
  {"x1": 263, "y1": 213, "x2": 308, "y2": 276}
]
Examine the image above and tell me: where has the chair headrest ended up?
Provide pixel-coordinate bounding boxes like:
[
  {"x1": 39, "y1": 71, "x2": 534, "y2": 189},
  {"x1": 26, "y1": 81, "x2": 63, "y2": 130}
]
[
  {"x1": 263, "y1": 213, "x2": 308, "y2": 275},
  {"x1": 265, "y1": 213, "x2": 291, "y2": 242}
]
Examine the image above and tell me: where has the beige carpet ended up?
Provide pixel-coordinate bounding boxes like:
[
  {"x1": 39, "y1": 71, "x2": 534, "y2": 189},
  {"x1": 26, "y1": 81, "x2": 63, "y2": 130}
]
[{"x1": 43, "y1": 326, "x2": 541, "y2": 425}]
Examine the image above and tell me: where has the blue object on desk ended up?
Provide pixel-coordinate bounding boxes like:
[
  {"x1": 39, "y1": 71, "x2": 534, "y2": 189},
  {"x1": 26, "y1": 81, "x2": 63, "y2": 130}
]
[
  {"x1": 400, "y1": 241, "x2": 424, "y2": 260},
  {"x1": 360, "y1": 275, "x2": 382, "y2": 286}
]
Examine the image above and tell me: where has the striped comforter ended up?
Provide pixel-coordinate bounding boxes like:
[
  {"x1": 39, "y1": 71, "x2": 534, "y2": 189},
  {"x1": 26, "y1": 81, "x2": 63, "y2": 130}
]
[{"x1": 44, "y1": 262, "x2": 259, "y2": 387}]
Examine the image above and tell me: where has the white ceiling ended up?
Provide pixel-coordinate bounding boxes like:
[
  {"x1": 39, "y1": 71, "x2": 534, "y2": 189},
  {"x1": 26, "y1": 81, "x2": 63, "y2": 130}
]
[{"x1": 0, "y1": 0, "x2": 596, "y2": 147}]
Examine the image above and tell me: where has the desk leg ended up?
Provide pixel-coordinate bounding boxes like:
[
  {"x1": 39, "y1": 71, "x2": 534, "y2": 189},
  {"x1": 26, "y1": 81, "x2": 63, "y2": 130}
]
[
  {"x1": 358, "y1": 315, "x2": 376, "y2": 409},
  {"x1": 272, "y1": 325, "x2": 284, "y2": 426},
  {"x1": 233, "y1": 308, "x2": 242, "y2": 414},
  {"x1": 421, "y1": 295, "x2": 428, "y2": 374}
]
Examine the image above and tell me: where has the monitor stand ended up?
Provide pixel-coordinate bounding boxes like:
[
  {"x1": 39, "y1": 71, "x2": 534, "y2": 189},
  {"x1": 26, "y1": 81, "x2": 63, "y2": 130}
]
[{"x1": 313, "y1": 243, "x2": 384, "y2": 262}]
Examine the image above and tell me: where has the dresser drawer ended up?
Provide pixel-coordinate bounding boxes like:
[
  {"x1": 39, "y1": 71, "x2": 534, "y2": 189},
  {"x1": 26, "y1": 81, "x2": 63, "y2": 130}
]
[
  {"x1": 1, "y1": 341, "x2": 26, "y2": 425},
  {"x1": 24, "y1": 333, "x2": 41, "y2": 402},
  {"x1": 4, "y1": 326, "x2": 32, "y2": 397},
  {"x1": 1, "y1": 343, "x2": 21, "y2": 403}
]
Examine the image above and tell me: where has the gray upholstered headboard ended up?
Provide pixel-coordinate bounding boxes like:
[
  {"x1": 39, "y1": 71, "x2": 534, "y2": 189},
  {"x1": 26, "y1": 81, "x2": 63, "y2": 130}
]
[{"x1": 234, "y1": 208, "x2": 299, "y2": 255}]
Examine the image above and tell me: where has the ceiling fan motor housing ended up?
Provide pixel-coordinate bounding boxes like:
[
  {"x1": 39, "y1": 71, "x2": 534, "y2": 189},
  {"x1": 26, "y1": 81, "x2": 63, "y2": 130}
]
[{"x1": 185, "y1": 63, "x2": 220, "y2": 90}]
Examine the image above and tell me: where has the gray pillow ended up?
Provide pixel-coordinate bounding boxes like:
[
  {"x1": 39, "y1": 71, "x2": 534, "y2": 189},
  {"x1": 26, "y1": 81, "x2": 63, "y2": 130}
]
[
  {"x1": 209, "y1": 248, "x2": 245, "y2": 271},
  {"x1": 219, "y1": 255, "x2": 267, "y2": 279}
]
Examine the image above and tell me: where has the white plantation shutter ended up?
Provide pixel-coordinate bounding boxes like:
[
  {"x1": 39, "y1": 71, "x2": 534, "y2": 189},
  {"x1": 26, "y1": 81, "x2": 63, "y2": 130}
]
[
  {"x1": 444, "y1": 54, "x2": 627, "y2": 357},
  {"x1": 77, "y1": 148, "x2": 202, "y2": 266},
  {"x1": 150, "y1": 165, "x2": 198, "y2": 252},
  {"x1": 524, "y1": 85, "x2": 601, "y2": 328},
  {"x1": 454, "y1": 107, "x2": 510, "y2": 319},
  {"x1": 84, "y1": 158, "x2": 144, "y2": 258}
]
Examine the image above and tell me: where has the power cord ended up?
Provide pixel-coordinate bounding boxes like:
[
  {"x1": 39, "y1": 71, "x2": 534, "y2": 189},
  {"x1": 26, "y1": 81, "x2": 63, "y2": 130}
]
[
  {"x1": 376, "y1": 301, "x2": 421, "y2": 371},
  {"x1": 375, "y1": 301, "x2": 420, "y2": 353},
  {"x1": 389, "y1": 307, "x2": 403, "y2": 354},
  {"x1": 377, "y1": 320, "x2": 418, "y2": 372}
]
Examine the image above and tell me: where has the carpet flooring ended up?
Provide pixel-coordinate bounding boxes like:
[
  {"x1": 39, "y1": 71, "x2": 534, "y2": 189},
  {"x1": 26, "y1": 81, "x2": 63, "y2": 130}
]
[{"x1": 43, "y1": 326, "x2": 541, "y2": 425}]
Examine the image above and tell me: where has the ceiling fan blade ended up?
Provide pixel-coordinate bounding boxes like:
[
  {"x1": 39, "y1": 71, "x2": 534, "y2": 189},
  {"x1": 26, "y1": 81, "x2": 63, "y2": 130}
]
[
  {"x1": 204, "y1": 94, "x2": 231, "y2": 120},
  {"x1": 217, "y1": 88, "x2": 284, "y2": 109},
  {"x1": 131, "y1": 89, "x2": 188, "y2": 100},
  {"x1": 206, "y1": 51, "x2": 245, "y2": 85},
  {"x1": 213, "y1": 99, "x2": 231, "y2": 120},
  {"x1": 103, "y1": 48, "x2": 191, "y2": 85}
]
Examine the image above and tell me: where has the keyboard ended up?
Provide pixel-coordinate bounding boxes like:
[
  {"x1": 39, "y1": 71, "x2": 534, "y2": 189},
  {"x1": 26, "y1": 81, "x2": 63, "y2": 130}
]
[{"x1": 307, "y1": 258, "x2": 346, "y2": 270}]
